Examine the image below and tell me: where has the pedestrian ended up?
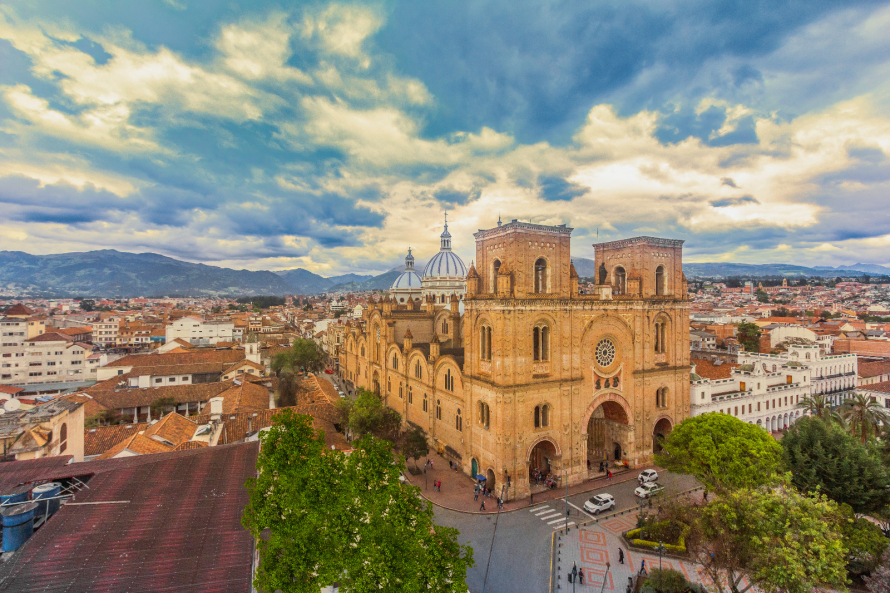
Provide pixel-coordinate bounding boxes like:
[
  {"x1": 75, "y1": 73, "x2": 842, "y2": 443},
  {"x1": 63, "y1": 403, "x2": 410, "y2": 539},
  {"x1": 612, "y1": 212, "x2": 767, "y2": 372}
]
[
  {"x1": 599, "y1": 461, "x2": 604, "y2": 473},
  {"x1": 474, "y1": 489, "x2": 479, "y2": 501},
  {"x1": 578, "y1": 567, "x2": 584, "y2": 585},
  {"x1": 608, "y1": 470, "x2": 612, "y2": 481},
  {"x1": 497, "y1": 497, "x2": 503, "y2": 510},
  {"x1": 618, "y1": 548, "x2": 624, "y2": 564},
  {"x1": 449, "y1": 460, "x2": 453, "y2": 470},
  {"x1": 640, "y1": 559, "x2": 646, "y2": 575},
  {"x1": 480, "y1": 500, "x2": 486, "y2": 511}
]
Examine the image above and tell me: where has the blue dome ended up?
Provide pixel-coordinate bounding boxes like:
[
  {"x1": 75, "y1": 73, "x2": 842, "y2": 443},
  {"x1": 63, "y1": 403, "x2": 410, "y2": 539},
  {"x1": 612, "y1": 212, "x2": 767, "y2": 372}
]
[
  {"x1": 391, "y1": 270, "x2": 422, "y2": 289},
  {"x1": 423, "y1": 251, "x2": 467, "y2": 278}
]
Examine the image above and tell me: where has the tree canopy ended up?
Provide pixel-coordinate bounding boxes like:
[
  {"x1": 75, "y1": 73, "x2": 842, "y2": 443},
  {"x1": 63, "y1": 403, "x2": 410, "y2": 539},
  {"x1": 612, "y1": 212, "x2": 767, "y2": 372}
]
[
  {"x1": 272, "y1": 338, "x2": 326, "y2": 375},
  {"x1": 655, "y1": 413, "x2": 782, "y2": 494},
  {"x1": 782, "y1": 416, "x2": 890, "y2": 514},
  {"x1": 336, "y1": 389, "x2": 402, "y2": 443},
  {"x1": 736, "y1": 321, "x2": 762, "y2": 352},
  {"x1": 242, "y1": 410, "x2": 474, "y2": 592}
]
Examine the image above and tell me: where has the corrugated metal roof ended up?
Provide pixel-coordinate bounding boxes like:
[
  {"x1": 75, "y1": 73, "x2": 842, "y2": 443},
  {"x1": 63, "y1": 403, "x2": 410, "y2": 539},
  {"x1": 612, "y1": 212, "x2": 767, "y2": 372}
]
[{"x1": 0, "y1": 443, "x2": 258, "y2": 593}]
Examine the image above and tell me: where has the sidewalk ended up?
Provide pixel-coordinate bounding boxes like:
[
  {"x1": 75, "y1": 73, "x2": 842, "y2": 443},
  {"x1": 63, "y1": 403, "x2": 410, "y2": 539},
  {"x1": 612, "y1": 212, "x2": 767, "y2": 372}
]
[{"x1": 403, "y1": 448, "x2": 654, "y2": 515}]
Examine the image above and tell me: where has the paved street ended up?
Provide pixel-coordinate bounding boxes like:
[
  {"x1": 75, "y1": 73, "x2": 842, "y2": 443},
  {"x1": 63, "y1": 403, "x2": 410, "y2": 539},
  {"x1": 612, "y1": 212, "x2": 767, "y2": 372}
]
[{"x1": 432, "y1": 471, "x2": 699, "y2": 593}]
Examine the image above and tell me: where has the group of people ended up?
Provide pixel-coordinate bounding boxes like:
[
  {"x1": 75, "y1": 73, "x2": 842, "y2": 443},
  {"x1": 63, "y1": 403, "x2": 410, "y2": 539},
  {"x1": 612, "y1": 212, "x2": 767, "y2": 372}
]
[
  {"x1": 531, "y1": 468, "x2": 559, "y2": 489},
  {"x1": 473, "y1": 482, "x2": 504, "y2": 511}
]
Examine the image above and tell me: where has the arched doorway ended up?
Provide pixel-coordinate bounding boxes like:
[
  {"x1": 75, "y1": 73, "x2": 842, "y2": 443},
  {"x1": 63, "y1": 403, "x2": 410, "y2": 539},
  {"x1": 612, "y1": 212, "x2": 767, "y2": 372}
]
[
  {"x1": 471, "y1": 458, "x2": 478, "y2": 478},
  {"x1": 372, "y1": 372, "x2": 380, "y2": 396},
  {"x1": 586, "y1": 400, "x2": 631, "y2": 467},
  {"x1": 486, "y1": 468, "x2": 496, "y2": 493},
  {"x1": 529, "y1": 439, "x2": 557, "y2": 478},
  {"x1": 653, "y1": 418, "x2": 672, "y2": 454}
]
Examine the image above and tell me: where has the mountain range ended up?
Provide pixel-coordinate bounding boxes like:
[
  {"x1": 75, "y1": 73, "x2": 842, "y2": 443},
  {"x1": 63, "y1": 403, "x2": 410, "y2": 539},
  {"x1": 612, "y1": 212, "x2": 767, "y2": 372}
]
[{"x1": 0, "y1": 250, "x2": 885, "y2": 298}]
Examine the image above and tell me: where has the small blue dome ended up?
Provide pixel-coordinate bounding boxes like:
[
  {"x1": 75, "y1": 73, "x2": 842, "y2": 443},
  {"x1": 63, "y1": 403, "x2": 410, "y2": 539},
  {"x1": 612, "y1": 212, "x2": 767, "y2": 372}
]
[
  {"x1": 423, "y1": 251, "x2": 467, "y2": 278},
  {"x1": 392, "y1": 270, "x2": 422, "y2": 289}
]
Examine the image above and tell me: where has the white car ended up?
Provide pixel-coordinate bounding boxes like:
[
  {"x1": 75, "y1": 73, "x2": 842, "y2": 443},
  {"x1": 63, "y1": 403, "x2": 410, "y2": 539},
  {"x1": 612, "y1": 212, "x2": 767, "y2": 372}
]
[
  {"x1": 584, "y1": 493, "x2": 616, "y2": 515},
  {"x1": 638, "y1": 469, "x2": 658, "y2": 484},
  {"x1": 634, "y1": 482, "x2": 665, "y2": 499}
]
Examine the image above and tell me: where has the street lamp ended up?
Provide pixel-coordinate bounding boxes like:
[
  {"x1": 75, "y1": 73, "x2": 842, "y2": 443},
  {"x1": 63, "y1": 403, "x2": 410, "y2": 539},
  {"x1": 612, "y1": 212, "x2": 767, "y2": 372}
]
[
  {"x1": 657, "y1": 541, "x2": 666, "y2": 570},
  {"x1": 571, "y1": 563, "x2": 578, "y2": 593},
  {"x1": 564, "y1": 469, "x2": 570, "y2": 534},
  {"x1": 600, "y1": 562, "x2": 611, "y2": 593}
]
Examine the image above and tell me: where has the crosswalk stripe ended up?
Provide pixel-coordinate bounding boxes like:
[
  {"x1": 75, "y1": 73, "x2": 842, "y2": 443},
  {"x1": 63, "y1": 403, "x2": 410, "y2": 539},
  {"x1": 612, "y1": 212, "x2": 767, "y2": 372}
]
[
  {"x1": 547, "y1": 517, "x2": 568, "y2": 525},
  {"x1": 533, "y1": 508, "x2": 554, "y2": 516},
  {"x1": 539, "y1": 513, "x2": 562, "y2": 521},
  {"x1": 555, "y1": 522, "x2": 575, "y2": 530}
]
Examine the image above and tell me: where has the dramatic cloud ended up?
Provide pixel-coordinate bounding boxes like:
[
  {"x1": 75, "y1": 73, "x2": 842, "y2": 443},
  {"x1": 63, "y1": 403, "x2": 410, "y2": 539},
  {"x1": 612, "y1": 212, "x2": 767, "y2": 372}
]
[{"x1": 0, "y1": 1, "x2": 888, "y2": 274}]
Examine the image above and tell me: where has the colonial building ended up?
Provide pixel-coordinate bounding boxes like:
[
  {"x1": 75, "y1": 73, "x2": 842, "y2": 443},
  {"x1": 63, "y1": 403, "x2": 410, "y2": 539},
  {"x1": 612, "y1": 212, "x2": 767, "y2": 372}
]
[{"x1": 342, "y1": 220, "x2": 691, "y2": 500}]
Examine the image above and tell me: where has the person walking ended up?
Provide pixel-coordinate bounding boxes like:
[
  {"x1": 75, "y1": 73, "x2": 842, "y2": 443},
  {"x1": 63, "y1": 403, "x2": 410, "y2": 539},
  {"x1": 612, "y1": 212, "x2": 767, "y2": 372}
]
[
  {"x1": 640, "y1": 559, "x2": 647, "y2": 575},
  {"x1": 608, "y1": 470, "x2": 612, "y2": 481},
  {"x1": 578, "y1": 567, "x2": 584, "y2": 585},
  {"x1": 618, "y1": 548, "x2": 624, "y2": 564},
  {"x1": 474, "y1": 487, "x2": 479, "y2": 501},
  {"x1": 480, "y1": 499, "x2": 486, "y2": 511}
]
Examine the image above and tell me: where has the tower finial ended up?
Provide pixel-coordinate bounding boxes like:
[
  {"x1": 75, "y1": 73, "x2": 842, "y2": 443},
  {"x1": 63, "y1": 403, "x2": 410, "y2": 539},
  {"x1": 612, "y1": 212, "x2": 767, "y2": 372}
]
[{"x1": 497, "y1": 214, "x2": 502, "y2": 227}]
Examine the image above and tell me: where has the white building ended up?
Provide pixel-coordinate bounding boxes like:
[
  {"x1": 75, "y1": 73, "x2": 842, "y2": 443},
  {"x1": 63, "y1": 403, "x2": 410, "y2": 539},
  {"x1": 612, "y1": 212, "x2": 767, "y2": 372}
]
[
  {"x1": 93, "y1": 318, "x2": 120, "y2": 347},
  {"x1": 739, "y1": 344, "x2": 857, "y2": 406},
  {"x1": 0, "y1": 332, "x2": 93, "y2": 388},
  {"x1": 165, "y1": 316, "x2": 234, "y2": 346},
  {"x1": 690, "y1": 360, "x2": 811, "y2": 432}
]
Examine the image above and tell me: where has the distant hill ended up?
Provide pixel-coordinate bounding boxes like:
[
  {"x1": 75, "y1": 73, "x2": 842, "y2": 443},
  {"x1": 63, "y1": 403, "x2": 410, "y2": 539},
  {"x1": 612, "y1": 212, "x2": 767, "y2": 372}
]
[
  {"x1": 0, "y1": 250, "x2": 294, "y2": 297},
  {"x1": 682, "y1": 262, "x2": 889, "y2": 278},
  {"x1": 327, "y1": 271, "x2": 401, "y2": 292}
]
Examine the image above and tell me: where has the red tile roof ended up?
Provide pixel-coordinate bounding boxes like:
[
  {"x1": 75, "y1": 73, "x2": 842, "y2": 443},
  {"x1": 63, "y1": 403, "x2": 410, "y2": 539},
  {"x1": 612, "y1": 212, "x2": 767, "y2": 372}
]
[
  {"x1": 24, "y1": 332, "x2": 73, "y2": 343},
  {"x1": 84, "y1": 423, "x2": 148, "y2": 456},
  {"x1": 0, "y1": 385, "x2": 24, "y2": 396},
  {"x1": 691, "y1": 357, "x2": 739, "y2": 380},
  {"x1": 863, "y1": 380, "x2": 890, "y2": 395},
  {"x1": 0, "y1": 443, "x2": 258, "y2": 593},
  {"x1": 105, "y1": 349, "x2": 244, "y2": 368},
  {"x1": 859, "y1": 360, "x2": 890, "y2": 379},
  {"x1": 0, "y1": 455, "x2": 73, "y2": 493},
  {"x1": 2, "y1": 303, "x2": 33, "y2": 317}
]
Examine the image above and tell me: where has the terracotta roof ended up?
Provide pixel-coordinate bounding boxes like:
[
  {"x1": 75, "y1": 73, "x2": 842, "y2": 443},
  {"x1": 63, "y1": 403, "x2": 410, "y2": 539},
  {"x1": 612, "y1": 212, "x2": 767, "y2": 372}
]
[
  {"x1": 203, "y1": 381, "x2": 270, "y2": 415},
  {"x1": 24, "y1": 332, "x2": 73, "y2": 343},
  {"x1": 84, "y1": 423, "x2": 148, "y2": 456},
  {"x1": 691, "y1": 357, "x2": 739, "y2": 380},
  {"x1": 143, "y1": 413, "x2": 197, "y2": 446},
  {"x1": 105, "y1": 349, "x2": 244, "y2": 368},
  {"x1": 215, "y1": 406, "x2": 350, "y2": 451},
  {"x1": 86, "y1": 381, "x2": 232, "y2": 410},
  {"x1": 57, "y1": 393, "x2": 108, "y2": 418},
  {"x1": 3, "y1": 303, "x2": 33, "y2": 316},
  {"x1": 0, "y1": 385, "x2": 24, "y2": 395},
  {"x1": 0, "y1": 443, "x2": 258, "y2": 592},
  {"x1": 53, "y1": 326, "x2": 92, "y2": 336},
  {"x1": 862, "y1": 380, "x2": 890, "y2": 395},
  {"x1": 97, "y1": 432, "x2": 173, "y2": 459},
  {"x1": 173, "y1": 440, "x2": 208, "y2": 451},
  {"x1": 223, "y1": 360, "x2": 265, "y2": 375}
]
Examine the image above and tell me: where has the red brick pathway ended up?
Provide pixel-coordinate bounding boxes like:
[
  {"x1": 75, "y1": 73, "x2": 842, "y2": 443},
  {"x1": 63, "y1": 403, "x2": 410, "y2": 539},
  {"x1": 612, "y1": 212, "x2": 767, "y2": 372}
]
[{"x1": 403, "y1": 448, "x2": 656, "y2": 515}]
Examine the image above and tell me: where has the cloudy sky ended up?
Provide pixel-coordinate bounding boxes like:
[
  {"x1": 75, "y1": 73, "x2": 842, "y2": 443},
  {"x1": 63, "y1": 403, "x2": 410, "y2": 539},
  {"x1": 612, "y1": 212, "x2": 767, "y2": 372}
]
[{"x1": 1, "y1": 1, "x2": 889, "y2": 275}]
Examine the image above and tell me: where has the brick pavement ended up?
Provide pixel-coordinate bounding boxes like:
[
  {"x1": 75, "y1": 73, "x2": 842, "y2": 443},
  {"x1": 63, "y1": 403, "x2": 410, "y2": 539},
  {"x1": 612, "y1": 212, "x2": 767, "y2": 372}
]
[{"x1": 403, "y1": 448, "x2": 654, "y2": 515}]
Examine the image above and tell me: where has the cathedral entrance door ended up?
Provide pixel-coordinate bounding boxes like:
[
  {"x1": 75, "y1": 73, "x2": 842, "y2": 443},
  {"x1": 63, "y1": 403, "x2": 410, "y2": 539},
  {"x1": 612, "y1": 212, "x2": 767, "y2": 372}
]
[
  {"x1": 653, "y1": 418, "x2": 672, "y2": 454},
  {"x1": 372, "y1": 372, "x2": 380, "y2": 396},
  {"x1": 471, "y1": 458, "x2": 478, "y2": 477},
  {"x1": 613, "y1": 443, "x2": 621, "y2": 461},
  {"x1": 528, "y1": 440, "x2": 557, "y2": 479},
  {"x1": 586, "y1": 399, "x2": 631, "y2": 467}
]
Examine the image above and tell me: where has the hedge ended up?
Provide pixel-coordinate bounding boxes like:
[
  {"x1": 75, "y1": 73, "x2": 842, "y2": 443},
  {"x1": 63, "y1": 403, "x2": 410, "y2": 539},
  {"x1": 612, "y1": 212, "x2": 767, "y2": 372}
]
[{"x1": 625, "y1": 522, "x2": 689, "y2": 554}]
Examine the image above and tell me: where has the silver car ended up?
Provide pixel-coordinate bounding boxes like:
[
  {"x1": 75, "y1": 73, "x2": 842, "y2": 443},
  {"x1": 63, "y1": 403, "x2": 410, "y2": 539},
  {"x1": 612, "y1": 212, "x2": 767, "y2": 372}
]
[{"x1": 584, "y1": 493, "x2": 616, "y2": 515}]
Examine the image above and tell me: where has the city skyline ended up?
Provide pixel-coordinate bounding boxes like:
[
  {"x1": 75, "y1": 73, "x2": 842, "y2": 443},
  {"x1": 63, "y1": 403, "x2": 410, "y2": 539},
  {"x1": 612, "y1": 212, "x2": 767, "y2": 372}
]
[{"x1": 1, "y1": 1, "x2": 889, "y2": 275}]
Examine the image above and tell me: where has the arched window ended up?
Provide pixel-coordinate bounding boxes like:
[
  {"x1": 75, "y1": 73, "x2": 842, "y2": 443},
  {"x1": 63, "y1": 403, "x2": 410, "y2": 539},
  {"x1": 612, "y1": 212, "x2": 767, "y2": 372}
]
[
  {"x1": 534, "y1": 258, "x2": 548, "y2": 294},
  {"x1": 392, "y1": 353, "x2": 398, "y2": 369},
  {"x1": 444, "y1": 369, "x2": 455, "y2": 392},
  {"x1": 360, "y1": 345, "x2": 365, "y2": 357},
  {"x1": 534, "y1": 404, "x2": 551, "y2": 428},
  {"x1": 387, "y1": 377, "x2": 391, "y2": 393},
  {"x1": 442, "y1": 320, "x2": 449, "y2": 334},
  {"x1": 533, "y1": 325, "x2": 550, "y2": 361},
  {"x1": 436, "y1": 399, "x2": 442, "y2": 420},
  {"x1": 408, "y1": 387, "x2": 413, "y2": 404},
  {"x1": 414, "y1": 360, "x2": 422, "y2": 379},
  {"x1": 480, "y1": 325, "x2": 492, "y2": 361},
  {"x1": 456, "y1": 408, "x2": 463, "y2": 431},
  {"x1": 598, "y1": 263, "x2": 607, "y2": 284},
  {"x1": 492, "y1": 259, "x2": 502, "y2": 292},
  {"x1": 615, "y1": 267, "x2": 627, "y2": 295},
  {"x1": 656, "y1": 387, "x2": 667, "y2": 408},
  {"x1": 423, "y1": 394, "x2": 428, "y2": 413},
  {"x1": 59, "y1": 423, "x2": 67, "y2": 453},
  {"x1": 478, "y1": 402, "x2": 490, "y2": 429},
  {"x1": 399, "y1": 383, "x2": 403, "y2": 399},
  {"x1": 655, "y1": 265, "x2": 665, "y2": 296},
  {"x1": 654, "y1": 320, "x2": 667, "y2": 354}
]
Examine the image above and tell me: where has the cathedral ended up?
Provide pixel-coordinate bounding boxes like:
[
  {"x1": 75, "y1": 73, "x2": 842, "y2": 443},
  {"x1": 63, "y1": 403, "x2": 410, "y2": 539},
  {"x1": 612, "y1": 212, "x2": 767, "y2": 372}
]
[{"x1": 341, "y1": 218, "x2": 690, "y2": 500}]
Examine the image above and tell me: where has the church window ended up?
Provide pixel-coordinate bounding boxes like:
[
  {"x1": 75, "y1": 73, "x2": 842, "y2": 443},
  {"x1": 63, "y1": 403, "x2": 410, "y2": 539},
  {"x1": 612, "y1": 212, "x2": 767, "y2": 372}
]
[
  {"x1": 480, "y1": 325, "x2": 492, "y2": 361},
  {"x1": 436, "y1": 399, "x2": 441, "y2": 420},
  {"x1": 478, "y1": 402, "x2": 490, "y2": 429},
  {"x1": 414, "y1": 360, "x2": 422, "y2": 379},
  {"x1": 360, "y1": 345, "x2": 365, "y2": 357},
  {"x1": 408, "y1": 387, "x2": 413, "y2": 404},
  {"x1": 654, "y1": 320, "x2": 667, "y2": 354},
  {"x1": 595, "y1": 339, "x2": 616, "y2": 368},
  {"x1": 534, "y1": 258, "x2": 548, "y2": 294},
  {"x1": 399, "y1": 383, "x2": 403, "y2": 399},
  {"x1": 534, "y1": 404, "x2": 551, "y2": 428},
  {"x1": 423, "y1": 394, "x2": 428, "y2": 412},
  {"x1": 392, "y1": 353, "x2": 398, "y2": 370},
  {"x1": 492, "y1": 260, "x2": 502, "y2": 292},
  {"x1": 655, "y1": 265, "x2": 665, "y2": 296},
  {"x1": 456, "y1": 409, "x2": 462, "y2": 431},
  {"x1": 614, "y1": 267, "x2": 627, "y2": 295},
  {"x1": 387, "y1": 377, "x2": 391, "y2": 393},
  {"x1": 442, "y1": 320, "x2": 449, "y2": 334},
  {"x1": 444, "y1": 369, "x2": 455, "y2": 392},
  {"x1": 59, "y1": 423, "x2": 67, "y2": 453},
  {"x1": 533, "y1": 325, "x2": 551, "y2": 361},
  {"x1": 656, "y1": 387, "x2": 667, "y2": 408}
]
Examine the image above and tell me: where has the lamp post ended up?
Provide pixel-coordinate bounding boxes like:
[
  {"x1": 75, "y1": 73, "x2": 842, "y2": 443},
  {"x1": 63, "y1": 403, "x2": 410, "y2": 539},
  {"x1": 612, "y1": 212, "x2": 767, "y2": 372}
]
[
  {"x1": 571, "y1": 563, "x2": 578, "y2": 593},
  {"x1": 600, "y1": 562, "x2": 611, "y2": 593},
  {"x1": 564, "y1": 469, "x2": 569, "y2": 534},
  {"x1": 657, "y1": 541, "x2": 666, "y2": 570}
]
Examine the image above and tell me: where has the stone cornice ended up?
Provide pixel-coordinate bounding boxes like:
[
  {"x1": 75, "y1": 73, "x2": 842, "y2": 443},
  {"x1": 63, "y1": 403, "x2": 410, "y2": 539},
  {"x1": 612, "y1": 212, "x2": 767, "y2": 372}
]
[
  {"x1": 474, "y1": 221, "x2": 573, "y2": 240},
  {"x1": 594, "y1": 236, "x2": 685, "y2": 249}
]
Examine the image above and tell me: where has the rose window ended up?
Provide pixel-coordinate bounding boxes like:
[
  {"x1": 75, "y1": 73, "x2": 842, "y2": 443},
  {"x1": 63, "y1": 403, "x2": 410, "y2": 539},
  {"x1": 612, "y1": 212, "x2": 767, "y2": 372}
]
[{"x1": 595, "y1": 339, "x2": 616, "y2": 368}]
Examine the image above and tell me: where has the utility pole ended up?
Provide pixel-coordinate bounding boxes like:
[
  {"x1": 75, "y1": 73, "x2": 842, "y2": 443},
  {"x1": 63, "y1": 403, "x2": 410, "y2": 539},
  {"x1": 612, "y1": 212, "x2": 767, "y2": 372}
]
[{"x1": 564, "y1": 469, "x2": 569, "y2": 533}]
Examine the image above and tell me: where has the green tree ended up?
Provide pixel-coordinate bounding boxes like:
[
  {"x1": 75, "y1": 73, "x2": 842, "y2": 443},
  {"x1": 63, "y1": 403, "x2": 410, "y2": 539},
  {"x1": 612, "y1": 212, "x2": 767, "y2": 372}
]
[
  {"x1": 272, "y1": 338, "x2": 326, "y2": 375},
  {"x1": 736, "y1": 321, "x2": 762, "y2": 352},
  {"x1": 755, "y1": 288, "x2": 769, "y2": 303},
  {"x1": 796, "y1": 394, "x2": 839, "y2": 423},
  {"x1": 338, "y1": 389, "x2": 401, "y2": 443},
  {"x1": 402, "y1": 426, "x2": 430, "y2": 470},
  {"x1": 782, "y1": 416, "x2": 890, "y2": 514},
  {"x1": 841, "y1": 393, "x2": 890, "y2": 444},
  {"x1": 276, "y1": 371, "x2": 302, "y2": 407},
  {"x1": 150, "y1": 396, "x2": 176, "y2": 417},
  {"x1": 242, "y1": 410, "x2": 474, "y2": 593},
  {"x1": 691, "y1": 486, "x2": 848, "y2": 593},
  {"x1": 79, "y1": 299, "x2": 96, "y2": 312},
  {"x1": 655, "y1": 413, "x2": 782, "y2": 495},
  {"x1": 839, "y1": 504, "x2": 888, "y2": 579}
]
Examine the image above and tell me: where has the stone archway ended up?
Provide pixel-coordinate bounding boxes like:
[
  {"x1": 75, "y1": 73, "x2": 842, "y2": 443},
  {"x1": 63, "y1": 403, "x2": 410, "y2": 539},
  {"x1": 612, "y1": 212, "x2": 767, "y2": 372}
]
[
  {"x1": 486, "y1": 468, "x2": 496, "y2": 493},
  {"x1": 585, "y1": 397, "x2": 632, "y2": 467},
  {"x1": 372, "y1": 371, "x2": 380, "y2": 396},
  {"x1": 528, "y1": 438, "x2": 558, "y2": 478},
  {"x1": 653, "y1": 417, "x2": 673, "y2": 455}
]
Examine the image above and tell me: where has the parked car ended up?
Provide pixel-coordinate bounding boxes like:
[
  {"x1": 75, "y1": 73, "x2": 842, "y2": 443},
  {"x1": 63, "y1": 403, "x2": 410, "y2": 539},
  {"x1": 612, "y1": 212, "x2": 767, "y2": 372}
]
[
  {"x1": 638, "y1": 469, "x2": 658, "y2": 484},
  {"x1": 634, "y1": 482, "x2": 665, "y2": 499},
  {"x1": 324, "y1": 369, "x2": 334, "y2": 374},
  {"x1": 584, "y1": 493, "x2": 616, "y2": 515}
]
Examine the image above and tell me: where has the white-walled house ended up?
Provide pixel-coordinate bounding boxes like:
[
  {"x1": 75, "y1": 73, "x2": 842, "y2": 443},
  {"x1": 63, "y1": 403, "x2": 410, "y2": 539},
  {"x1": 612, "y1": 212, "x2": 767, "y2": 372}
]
[{"x1": 165, "y1": 317, "x2": 234, "y2": 346}]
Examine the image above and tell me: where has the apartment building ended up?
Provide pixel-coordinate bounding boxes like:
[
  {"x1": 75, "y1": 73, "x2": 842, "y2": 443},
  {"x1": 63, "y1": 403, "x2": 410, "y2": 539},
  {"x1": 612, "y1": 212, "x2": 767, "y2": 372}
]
[
  {"x1": 165, "y1": 316, "x2": 234, "y2": 346},
  {"x1": 1, "y1": 333, "x2": 93, "y2": 387},
  {"x1": 93, "y1": 317, "x2": 120, "y2": 347}
]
